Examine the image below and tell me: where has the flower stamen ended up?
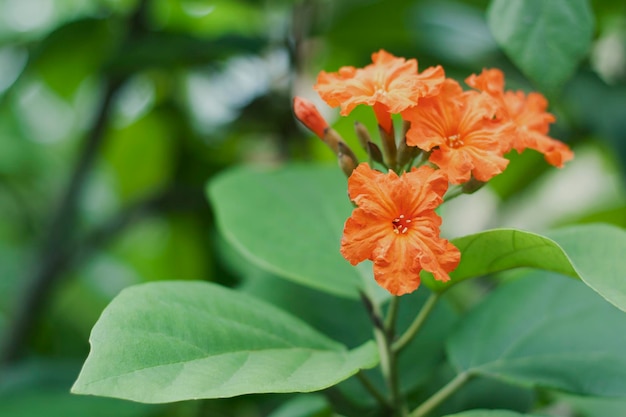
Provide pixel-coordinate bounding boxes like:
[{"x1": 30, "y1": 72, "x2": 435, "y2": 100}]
[
  {"x1": 392, "y1": 214, "x2": 411, "y2": 234},
  {"x1": 446, "y1": 134, "x2": 464, "y2": 148},
  {"x1": 373, "y1": 88, "x2": 387, "y2": 99}
]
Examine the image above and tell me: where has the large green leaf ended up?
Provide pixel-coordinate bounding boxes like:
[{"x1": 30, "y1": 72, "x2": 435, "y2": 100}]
[
  {"x1": 208, "y1": 164, "x2": 362, "y2": 299},
  {"x1": 422, "y1": 224, "x2": 626, "y2": 313},
  {"x1": 0, "y1": 361, "x2": 158, "y2": 417},
  {"x1": 221, "y1": 229, "x2": 458, "y2": 407},
  {"x1": 555, "y1": 392, "x2": 626, "y2": 417},
  {"x1": 266, "y1": 394, "x2": 331, "y2": 417},
  {"x1": 72, "y1": 281, "x2": 378, "y2": 403},
  {"x1": 233, "y1": 246, "x2": 458, "y2": 408},
  {"x1": 423, "y1": 369, "x2": 535, "y2": 417},
  {"x1": 443, "y1": 411, "x2": 546, "y2": 417},
  {"x1": 447, "y1": 273, "x2": 626, "y2": 397},
  {"x1": 487, "y1": 0, "x2": 594, "y2": 92},
  {"x1": 546, "y1": 224, "x2": 626, "y2": 313},
  {"x1": 0, "y1": 389, "x2": 157, "y2": 417},
  {"x1": 422, "y1": 228, "x2": 577, "y2": 292},
  {"x1": 208, "y1": 165, "x2": 626, "y2": 311}
]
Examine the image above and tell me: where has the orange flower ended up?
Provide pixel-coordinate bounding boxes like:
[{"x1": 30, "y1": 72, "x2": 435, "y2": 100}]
[
  {"x1": 293, "y1": 96, "x2": 329, "y2": 139},
  {"x1": 314, "y1": 49, "x2": 444, "y2": 133},
  {"x1": 465, "y1": 68, "x2": 504, "y2": 97},
  {"x1": 503, "y1": 91, "x2": 574, "y2": 167},
  {"x1": 340, "y1": 163, "x2": 460, "y2": 296},
  {"x1": 466, "y1": 68, "x2": 573, "y2": 167},
  {"x1": 403, "y1": 79, "x2": 514, "y2": 184}
]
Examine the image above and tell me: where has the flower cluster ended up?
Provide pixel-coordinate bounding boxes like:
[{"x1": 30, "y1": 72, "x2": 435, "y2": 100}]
[{"x1": 294, "y1": 50, "x2": 573, "y2": 296}]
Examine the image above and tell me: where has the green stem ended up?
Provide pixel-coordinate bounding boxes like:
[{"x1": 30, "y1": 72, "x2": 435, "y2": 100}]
[
  {"x1": 409, "y1": 372, "x2": 471, "y2": 417},
  {"x1": 407, "y1": 149, "x2": 430, "y2": 170},
  {"x1": 443, "y1": 185, "x2": 464, "y2": 202},
  {"x1": 375, "y1": 324, "x2": 403, "y2": 415},
  {"x1": 384, "y1": 296, "x2": 400, "y2": 334},
  {"x1": 392, "y1": 293, "x2": 439, "y2": 354},
  {"x1": 356, "y1": 371, "x2": 393, "y2": 410},
  {"x1": 367, "y1": 296, "x2": 403, "y2": 415}
]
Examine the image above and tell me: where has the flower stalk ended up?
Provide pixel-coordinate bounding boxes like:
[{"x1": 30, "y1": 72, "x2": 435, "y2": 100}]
[
  {"x1": 356, "y1": 371, "x2": 393, "y2": 410},
  {"x1": 384, "y1": 296, "x2": 401, "y2": 333},
  {"x1": 409, "y1": 372, "x2": 471, "y2": 417},
  {"x1": 393, "y1": 292, "x2": 440, "y2": 354}
]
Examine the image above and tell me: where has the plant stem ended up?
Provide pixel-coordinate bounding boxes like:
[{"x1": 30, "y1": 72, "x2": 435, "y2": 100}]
[
  {"x1": 362, "y1": 292, "x2": 404, "y2": 416},
  {"x1": 409, "y1": 372, "x2": 471, "y2": 417},
  {"x1": 356, "y1": 371, "x2": 393, "y2": 410},
  {"x1": 384, "y1": 295, "x2": 400, "y2": 334},
  {"x1": 373, "y1": 324, "x2": 403, "y2": 416},
  {"x1": 0, "y1": 77, "x2": 123, "y2": 365},
  {"x1": 392, "y1": 293, "x2": 439, "y2": 354},
  {"x1": 0, "y1": 0, "x2": 150, "y2": 367},
  {"x1": 443, "y1": 185, "x2": 464, "y2": 202}
]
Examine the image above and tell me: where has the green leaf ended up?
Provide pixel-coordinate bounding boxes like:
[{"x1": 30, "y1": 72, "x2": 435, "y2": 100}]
[
  {"x1": 447, "y1": 273, "x2": 626, "y2": 397},
  {"x1": 234, "y1": 252, "x2": 458, "y2": 408},
  {"x1": 266, "y1": 394, "x2": 331, "y2": 417},
  {"x1": 72, "y1": 281, "x2": 378, "y2": 403},
  {"x1": 32, "y1": 18, "x2": 118, "y2": 98},
  {"x1": 239, "y1": 271, "x2": 374, "y2": 349},
  {"x1": 0, "y1": 390, "x2": 157, "y2": 417},
  {"x1": 208, "y1": 164, "x2": 362, "y2": 299},
  {"x1": 0, "y1": 361, "x2": 158, "y2": 417},
  {"x1": 422, "y1": 228, "x2": 578, "y2": 292},
  {"x1": 555, "y1": 392, "x2": 626, "y2": 417},
  {"x1": 443, "y1": 410, "x2": 546, "y2": 417},
  {"x1": 423, "y1": 224, "x2": 626, "y2": 313},
  {"x1": 487, "y1": 0, "x2": 594, "y2": 92},
  {"x1": 433, "y1": 375, "x2": 534, "y2": 416},
  {"x1": 546, "y1": 224, "x2": 626, "y2": 313},
  {"x1": 103, "y1": 109, "x2": 178, "y2": 203}
]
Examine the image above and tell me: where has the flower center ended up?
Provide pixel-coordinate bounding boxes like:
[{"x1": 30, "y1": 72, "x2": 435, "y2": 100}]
[
  {"x1": 446, "y1": 133, "x2": 464, "y2": 148},
  {"x1": 372, "y1": 87, "x2": 388, "y2": 100},
  {"x1": 392, "y1": 214, "x2": 412, "y2": 235}
]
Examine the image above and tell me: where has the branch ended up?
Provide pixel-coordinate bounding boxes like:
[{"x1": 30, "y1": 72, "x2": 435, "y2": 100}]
[
  {"x1": 0, "y1": 0, "x2": 151, "y2": 366},
  {"x1": 0, "y1": 77, "x2": 123, "y2": 365}
]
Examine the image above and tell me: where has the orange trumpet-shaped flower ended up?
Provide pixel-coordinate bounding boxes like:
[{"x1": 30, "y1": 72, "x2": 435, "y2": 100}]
[
  {"x1": 293, "y1": 96, "x2": 329, "y2": 139},
  {"x1": 403, "y1": 79, "x2": 515, "y2": 184},
  {"x1": 340, "y1": 163, "x2": 460, "y2": 296},
  {"x1": 314, "y1": 49, "x2": 444, "y2": 133},
  {"x1": 503, "y1": 91, "x2": 574, "y2": 167},
  {"x1": 466, "y1": 68, "x2": 573, "y2": 167}
]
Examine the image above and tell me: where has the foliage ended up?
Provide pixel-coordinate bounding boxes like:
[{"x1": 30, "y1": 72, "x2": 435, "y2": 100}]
[{"x1": 1, "y1": 0, "x2": 625, "y2": 417}]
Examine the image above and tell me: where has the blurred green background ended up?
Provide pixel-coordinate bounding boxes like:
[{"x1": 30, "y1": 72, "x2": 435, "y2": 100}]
[{"x1": 0, "y1": 0, "x2": 624, "y2": 416}]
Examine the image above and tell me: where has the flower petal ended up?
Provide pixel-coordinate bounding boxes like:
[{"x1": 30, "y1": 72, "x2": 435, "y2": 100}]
[
  {"x1": 340, "y1": 209, "x2": 391, "y2": 265},
  {"x1": 371, "y1": 233, "x2": 421, "y2": 295},
  {"x1": 314, "y1": 49, "x2": 445, "y2": 116},
  {"x1": 347, "y1": 163, "x2": 398, "y2": 218},
  {"x1": 402, "y1": 166, "x2": 449, "y2": 214}
]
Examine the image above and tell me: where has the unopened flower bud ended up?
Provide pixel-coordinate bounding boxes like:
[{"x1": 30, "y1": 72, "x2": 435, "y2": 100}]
[
  {"x1": 397, "y1": 121, "x2": 422, "y2": 167},
  {"x1": 355, "y1": 121, "x2": 385, "y2": 165},
  {"x1": 367, "y1": 142, "x2": 385, "y2": 165},
  {"x1": 293, "y1": 96, "x2": 329, "y2": 139},
  {"x1": 379, "y1": 124, "x2": 397, "y2": 169},
  {"x1": 324, "y1": 128, "x2": 347, "y2": 155},
  {"x1": 354, "y1": 121, "x2": 372, "y2": 151},
  {"x1": 337, "y1": 141, "x2": 359, "y2": 177},
  {"x1": 397, "y1": 139, "x2": 421, "y2": 167}
]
